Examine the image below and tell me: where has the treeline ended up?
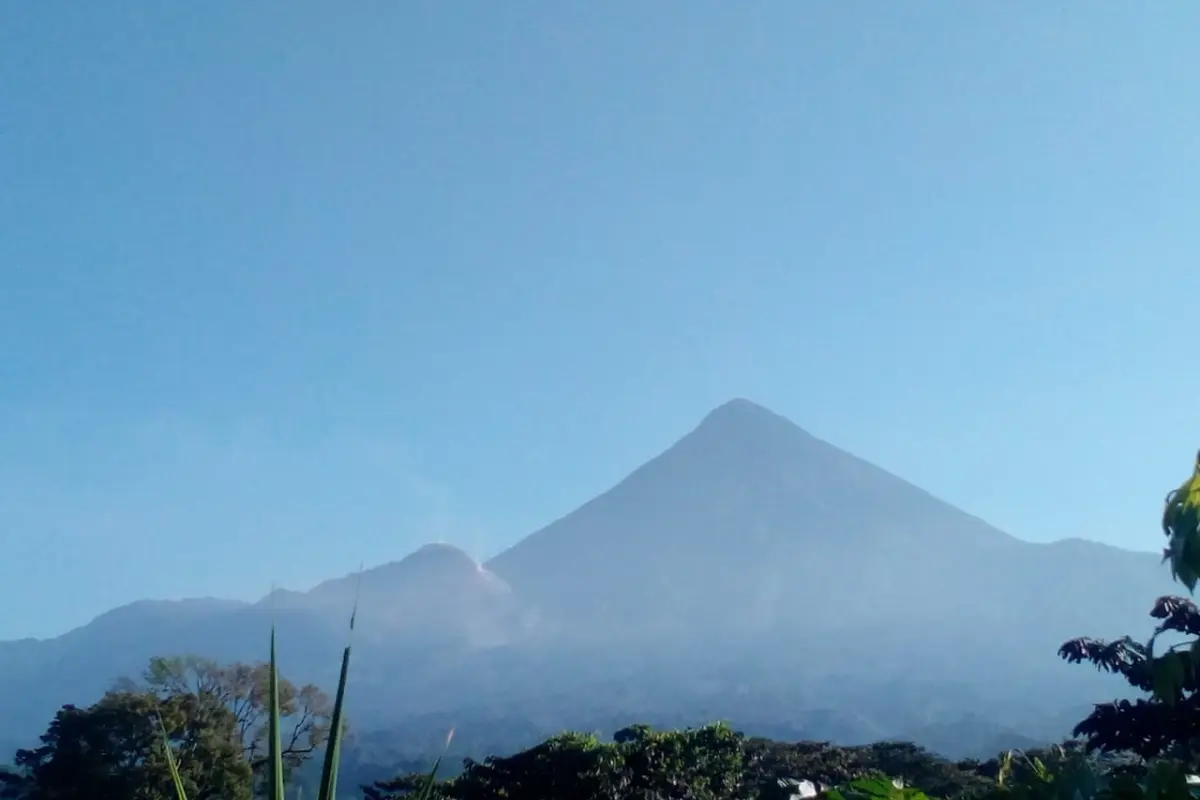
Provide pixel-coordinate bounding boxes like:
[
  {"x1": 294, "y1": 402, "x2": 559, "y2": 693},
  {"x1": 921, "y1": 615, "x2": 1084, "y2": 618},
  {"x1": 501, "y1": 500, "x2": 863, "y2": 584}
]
[
  {"x1": 0, "y1": 652, "x2": 1014, "y2": 800},
  {"x1": 361, "y1": 723, "x2": 1029, "y2": 800}
]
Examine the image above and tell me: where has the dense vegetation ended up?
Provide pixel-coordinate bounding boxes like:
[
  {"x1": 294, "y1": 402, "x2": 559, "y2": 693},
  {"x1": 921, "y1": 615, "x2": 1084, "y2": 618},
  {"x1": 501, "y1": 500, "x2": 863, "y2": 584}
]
[{"x1": 8, "y1": 450, "x2": 1200, "y2": 799}]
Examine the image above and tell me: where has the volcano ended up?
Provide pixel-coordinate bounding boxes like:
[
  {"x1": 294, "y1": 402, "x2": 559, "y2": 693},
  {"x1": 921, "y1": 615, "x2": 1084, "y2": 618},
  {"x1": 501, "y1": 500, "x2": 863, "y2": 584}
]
[{"x1": 0, "y1": 398, "x2": 1173, "y2": 759}]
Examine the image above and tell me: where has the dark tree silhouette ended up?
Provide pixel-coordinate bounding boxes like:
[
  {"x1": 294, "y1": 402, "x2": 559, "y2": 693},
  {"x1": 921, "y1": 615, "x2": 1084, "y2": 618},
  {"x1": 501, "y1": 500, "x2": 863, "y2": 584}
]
[
  {"x1": 1058, "y1": 451, "x2": 1200, "y2": 765},
  {"x1": 1, "y1": 691, "x2": 251, "y2": 800},
  {"x1": 1059, "y1": 595, "x2": 1200, "y2": 761}
]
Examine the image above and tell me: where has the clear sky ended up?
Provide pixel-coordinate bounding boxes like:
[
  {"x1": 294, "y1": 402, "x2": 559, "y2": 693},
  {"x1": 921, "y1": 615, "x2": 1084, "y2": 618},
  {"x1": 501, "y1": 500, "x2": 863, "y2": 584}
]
[{"x1": 2, "y1": 3, "x2": 1198, "y2": 640}]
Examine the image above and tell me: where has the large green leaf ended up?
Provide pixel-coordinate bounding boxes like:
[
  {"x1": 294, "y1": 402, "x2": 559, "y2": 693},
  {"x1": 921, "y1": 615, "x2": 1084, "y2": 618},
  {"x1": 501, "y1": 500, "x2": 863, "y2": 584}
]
[{"x1": 1163, "y1": 453, "x2": 1200, "y2": 592}]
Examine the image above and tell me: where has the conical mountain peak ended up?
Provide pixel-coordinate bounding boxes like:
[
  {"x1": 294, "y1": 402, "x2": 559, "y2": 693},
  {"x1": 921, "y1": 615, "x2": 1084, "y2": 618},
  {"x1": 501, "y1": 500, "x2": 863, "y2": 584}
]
[
  {"x1": 487, "y1": 399, "x2": 1023, "y2": 641},
  {"x1": 698, "y1": 397, "x2": 788, "y2": 426},
  {"x1": 687, "y1": 398, "x2": 815, "y2": 450}
]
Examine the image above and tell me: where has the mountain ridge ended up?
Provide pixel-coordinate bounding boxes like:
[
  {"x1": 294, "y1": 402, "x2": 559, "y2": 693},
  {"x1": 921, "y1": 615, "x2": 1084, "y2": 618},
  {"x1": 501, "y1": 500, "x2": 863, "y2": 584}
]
[{"x1": 0, "y1": 398, "x2": 1172, "y2": 762}]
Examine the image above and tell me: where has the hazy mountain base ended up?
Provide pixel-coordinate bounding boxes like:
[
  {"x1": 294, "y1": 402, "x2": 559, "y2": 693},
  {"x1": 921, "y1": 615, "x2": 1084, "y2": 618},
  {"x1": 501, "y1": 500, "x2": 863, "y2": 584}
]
[
  {"x1": 0, "y1": 608, "x2": 1125, "y2": 784},
  {"x1": 0, "y1": 399, "x2": 1161, "y2": 768}
]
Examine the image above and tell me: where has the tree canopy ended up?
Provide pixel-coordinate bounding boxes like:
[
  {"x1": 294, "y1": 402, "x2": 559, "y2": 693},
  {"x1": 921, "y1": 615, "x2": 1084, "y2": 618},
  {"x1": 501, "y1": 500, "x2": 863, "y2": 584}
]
[
  {"x1": 1057, "y1": 452, "x2": 1200, "y2": 767},
  {"x1": 363, "y1": 723, "x2": 999, "y2": 800},
  {"x1": 116, "y1": 654, "x2": 333, "y2": 774},
  {"x1": 0, "y1": 690, "x2": 251, "y2": 800},
  {"x1": 0, "y1": 654, "x2": 330, "y2": 800}
]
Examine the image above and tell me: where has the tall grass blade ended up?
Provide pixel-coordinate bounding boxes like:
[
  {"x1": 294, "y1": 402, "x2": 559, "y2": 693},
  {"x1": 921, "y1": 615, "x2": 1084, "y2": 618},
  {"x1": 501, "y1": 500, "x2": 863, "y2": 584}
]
[
  {"x1": 317, "y1": 567, "x2": 361, "y2": 800},
  {"x1": 415, "y1": 727, "x2": 455, "y2": 800},
  {"x1": 156, "y1": 712, "x2": 190, "y2": 800},
  {"x1": 268, "y1": 624, "x2": 285, "y2": 800},
  {"x1": 316, "y1": 644, "x2": 351, "y2": 800}
]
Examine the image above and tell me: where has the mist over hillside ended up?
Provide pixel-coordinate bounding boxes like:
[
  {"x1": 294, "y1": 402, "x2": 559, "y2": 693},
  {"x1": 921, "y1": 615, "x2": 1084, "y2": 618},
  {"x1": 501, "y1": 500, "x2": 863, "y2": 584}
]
[{"x1": 0, "y1": 399, "x2": 1166, "y2": 763}]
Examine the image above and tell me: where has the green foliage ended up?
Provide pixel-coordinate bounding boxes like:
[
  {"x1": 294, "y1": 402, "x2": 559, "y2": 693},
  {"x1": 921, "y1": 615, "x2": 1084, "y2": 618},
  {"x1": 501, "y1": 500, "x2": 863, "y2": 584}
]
[
  {"x1": 737, "y1": 738, "x2": 994, "y2": 800},
  {"x1": 0, "y1": 647, "x2": 347, "y2": 799},
  {"x1": 991, "y1": 743, "x2": 1109, "y2": 800},
  {"x1": 364, "y1": 772, "x2": 455, "y2": 800},
  {"x1": 1057, "y1": 451, "x2": 1200, "y2": 764},
  {"x1": 1025, "y1": 447, "x2": 1200, "y2": 800},
  {"x1": 3, "y1": 690, "x2": 252, "y2": 800},
  {"x1": 826, "y1": 776, "x2": 934, "y2": 800},
  {"x1": 450, "y1": 730, "x2": 623, "y2": 800},
  {"x1": 981, "y1": 742, "x2": 1200, "y2": 800},
  {"x1": 118, "y1": 653, "x2": 334, "y2": 775},
  {"x1": 616, "y1": 722, "x2": 746, "y2": 799},
  {"x1": 157, "y1": 608, "x2": 386, "y2": 800},
  {"x1": 0, "y1": 594, "x2": 435, "y2": 800},
  {"x1": 153, "y1": 596, "x2": 448, "y2": 800},
  {"x1": 364, "y1": 724, "x2": 1001, "y2": 800},
  {"x1": 1163, "y1": 453, "x2": 1200, "y2": 594}
]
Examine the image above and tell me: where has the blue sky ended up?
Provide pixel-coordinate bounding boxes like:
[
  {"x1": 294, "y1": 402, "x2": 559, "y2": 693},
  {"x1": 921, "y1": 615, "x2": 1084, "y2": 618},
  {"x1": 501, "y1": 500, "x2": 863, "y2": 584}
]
[{"x1": 2, "y1": 3, "x2": 1198, "y2": 640}]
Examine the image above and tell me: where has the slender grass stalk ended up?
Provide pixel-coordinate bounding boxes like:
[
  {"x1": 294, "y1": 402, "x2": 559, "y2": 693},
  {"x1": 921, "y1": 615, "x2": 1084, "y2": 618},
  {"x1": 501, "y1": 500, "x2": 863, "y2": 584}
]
[
  {"x1": 158, "y1": 577, "x2": 365, "y2": 800},
  {"x1": 157, "y1": 713, "x2": 190, "y2": 800},
  {"x1": 317, "y1": 591, "x2": 358, "y2": 800},
  {"x1": 415, "y1": 727, "x2": 455, "y2": 800},
  {"x1": 268, "y1": 624, "x2": 285, "y2": 800}
]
